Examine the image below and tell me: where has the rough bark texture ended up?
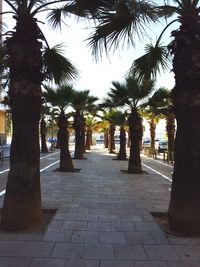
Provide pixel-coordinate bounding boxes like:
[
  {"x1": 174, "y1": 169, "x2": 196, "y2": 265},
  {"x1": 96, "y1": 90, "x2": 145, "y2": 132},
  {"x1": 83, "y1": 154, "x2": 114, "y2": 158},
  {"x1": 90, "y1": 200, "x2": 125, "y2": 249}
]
[
  {"x1": 86, "y1": 129, "x2": 92, "y2": 150},
  {"x1": 117, "y1": 126, "x2": 127, "y2": 160},
  {"x1": 104, "y1": 132, "x2": 108, "y2": 148},
  {"x1": 149, "y1": 119, "x2": 156, "y2": 154},
  {"x1": 108, "y1": 123, "x2": 115, "y2": 154},
  {"x1": 1, "y1": 14, "x2": 43, "y2": 230},
  {"x1": 128, "y1": 111, "x2": 143, "y2": 174},
  {"x1": 40, "y1": 117, "x2": 48, "y2": 153},
  {"x1": 166, "y1": 114, "x2": 175, "y2": 162},
  {"x1": 74, "y1": 112, "x2": 85, "y2": 159},
  {"x1": 168, "y1": 10, "x2": 200, "y2": 234}
]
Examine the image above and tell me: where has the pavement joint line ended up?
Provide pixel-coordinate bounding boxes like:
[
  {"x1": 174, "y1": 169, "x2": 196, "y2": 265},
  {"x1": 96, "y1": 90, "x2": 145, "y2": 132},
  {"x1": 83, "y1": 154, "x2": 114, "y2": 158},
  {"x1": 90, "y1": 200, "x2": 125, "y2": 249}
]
[
  {"x1": 142, "y1": 162, "x2": 172, "y2": 182},
  {"x1": 40, "y1": 160, "x2": 59, "y2": 172},
  {"x1": 40, "y1": 151, "x2": 59, "y2": 159}
]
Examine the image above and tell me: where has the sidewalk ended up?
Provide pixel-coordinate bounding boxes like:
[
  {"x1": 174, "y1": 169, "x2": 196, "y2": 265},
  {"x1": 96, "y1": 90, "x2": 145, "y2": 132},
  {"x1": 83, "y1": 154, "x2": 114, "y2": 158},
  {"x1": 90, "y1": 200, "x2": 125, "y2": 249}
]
[{"x1": 0, "y1": 145, "x2": 200, "y2": 266}]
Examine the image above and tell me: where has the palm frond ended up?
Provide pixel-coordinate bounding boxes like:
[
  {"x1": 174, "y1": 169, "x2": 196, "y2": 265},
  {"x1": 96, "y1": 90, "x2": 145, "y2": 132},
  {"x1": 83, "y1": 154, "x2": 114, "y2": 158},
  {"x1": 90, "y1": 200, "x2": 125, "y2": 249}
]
[
  {"x1": 129, "y1": 42, "x2": 170, "y2": 80},
  {"x1": 88, "y1": 0, "x2": 159, "y2": 58},
  {"x1": 43, "y1": 44, "x2": 79, "y2": 84}
]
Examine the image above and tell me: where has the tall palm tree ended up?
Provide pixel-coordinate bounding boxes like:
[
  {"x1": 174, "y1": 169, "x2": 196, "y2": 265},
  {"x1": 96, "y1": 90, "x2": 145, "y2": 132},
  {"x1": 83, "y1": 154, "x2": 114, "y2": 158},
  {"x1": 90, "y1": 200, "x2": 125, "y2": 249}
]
[
  {"x1": 43, "y1": 84, "x2": 75, "y2": 172},
  {"x1": 108, "y1": 77, "x2": 155, "y2": 173},
  {"x1": 0, "y1": 0, "x2": 112, "y2": 230},
  {"x1": 71, "y1": 89, "x2": 98, "y2": 159}
]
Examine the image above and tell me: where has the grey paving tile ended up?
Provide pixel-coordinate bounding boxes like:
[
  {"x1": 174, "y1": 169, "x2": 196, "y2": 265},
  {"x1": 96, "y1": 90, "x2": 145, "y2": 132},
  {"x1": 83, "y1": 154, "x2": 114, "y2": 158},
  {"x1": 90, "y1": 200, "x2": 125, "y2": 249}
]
[
  {"x1": 87, "y1": 222, "x2": 111, "y2": 231},
  {"x1": 43, "y1": 230, "x2": 72, "y2": 242},
  {"x1": 99, "y1": 215, "x2": 120, "y2": 222},
  {"x1": 77, "y1": 214, "x2": 98, "y2": 222},
  {"x1": 65, "y1": 259, "x2": 99, "y2": 267},
  {"x1": 135, "y1": 223, "x2": 161, "y2": 232},
  {"x1": 0, "y1": 241, "x2": 25, "y2": 256},
  {"x1": 62, "y1": 221, "x2": 87, "y2": 230},
  {"x1": 47, "y1": 220, "x2": 64, "y2": 231},
  {"x1": 121, "y1": 215, "x2": 143, "y2": 223},
  {"x1": 55, "y1": 213, "x2": 78, "y2": 220},
  {"x1": 89, "y1": 209, "x2": 108, "y2": 215},
  {"x1": 134, "y1": 261, "x2": 168, "y2": 267},
  {"x1": 51, "y1": 242, "x2": 84, "y2": 259},
  {"x1": 20, "y1": 241, "x2": 54, "y2": 257},
  {"x1": 71, "y1": 231, "x2": 98, "y2": 243},
  {"x1": 173, "y1": 245, "x2": 200, "y2": 260},
  {"x1": 84, "y1": 244, "x2": 114, "y2": 259},
  {"x1": 168, "y1": 237, "x2": 198, "y2": 245},
  {"x1": 100, "y1": 260, "x2": 134, "y2": 267},
  {"x1": 30, "y1": 258, "x2": 65, "y2": 267},
  {"x1": 111, "y1": 222, "x2": 136, "y2": 232},
  {"x1": 125, "y1": 231, "x2": 154, "y2": 244},
  {"x1": 114, "y1": 244, "x2": 147, "y2": 260},
  {"x1": 99, "y1": 232, "x2": 126, "y2": 244},
  {"x1": 144, "y1": 245, "x2": 179, "y2": 260},
  {"x1": 150, "y1": 232, "x2": 169, "y2": 244},
  {"x1": 0, "y1": 257, "x2": 31, "y2": 267},
  {"x1": 167, "y1": 261, "x2": 200, "y2": 267}
]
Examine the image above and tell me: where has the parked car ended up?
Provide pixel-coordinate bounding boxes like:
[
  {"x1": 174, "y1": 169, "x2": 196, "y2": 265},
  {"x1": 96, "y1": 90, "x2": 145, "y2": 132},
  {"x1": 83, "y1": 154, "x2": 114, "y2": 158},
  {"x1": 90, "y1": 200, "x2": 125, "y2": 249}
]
[
  {"x1": 143, "y1": 139, "x2": 150, "y2": 149},
  {"x1": 158, "y1": 140, "x2": 168, "y2": 153}
]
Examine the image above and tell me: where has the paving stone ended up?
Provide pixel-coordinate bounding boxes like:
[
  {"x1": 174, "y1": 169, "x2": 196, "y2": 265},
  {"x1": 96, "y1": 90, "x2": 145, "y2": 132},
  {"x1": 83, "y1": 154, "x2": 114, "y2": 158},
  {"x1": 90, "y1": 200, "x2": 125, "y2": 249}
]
[
  {"x1": 89, "y1": 209, "x2": 109, "y2": 215},
  {"x1": 71, "y1": 231, "x2": 98, "y2": 243},
  {"x1": 65, "y1": 259, "x2": 99, "y2": 267},
  {"x1": 100, "y1": 260, "x2": 134, "y2": 267},
  {"x1": 55, "y1": 213, "x2": 78, "y2": 220},
  {"x1": 87, "y1": 222, "x2": 111, "y2": 231},
  {"x1": 173, "y1": 245, "x2": 200, "y2": 260},
  {"x1": 47, "y1": 220, "x2": 64, "y2": 231},
  {"x1": 150, "y1": 232, "x2": 169, "y2": 244},
  {"x1": 121, "y1": 215, "x2": 143, "y2": 222},
  {"x1": 99, "y1": 215, "x2": 120, "y2": 222},
  {"x1": 167, "y1": 261, "x2": 200, "y2": 267},
  {"x1": 125, "y1": 231, "x2": 154, "y2": 244},
  {"x1": 62, "y1": 221, "x2": 87, "y2": 230},
  {"x1": 111, "y1": 222, "x2": 136, "y2": 232},
  {"x1": 43, "y1": 231, "x2": 72, "y2": 242},
  {"x1": 99, "y1": 232, "x2": 126, "y2": 244},
  {"x1": 0, "y1": 241, "x2": 25, "y2": 256},
  {"x1": 144, "y1": 245, "x2": 179, "y2": 260},
  {"x1": 77, "y1": 214, "x2": 98, "y2": 222},
  {"x1": 20, "y1": 241, "x2": 54, "y2": 257},
  {"x1": 51, "y1": 242, "x2": 84, "y2": 259},
  {"x1": 84, "y1": 244, "x2": 114, "y2": 259},
  {"x1": 134, "y1": 261, "x2": 168, "y2": 267},
  {"x1": 30, "y1": 258, "x2": 65, "y2": 267},
  {"x1": 168, "y1": 237, "x2": 198, "y2": 245},
  {"x1": 0, "y1": 257, "x2": 31, "y2": 267},
  {"x1": 114, "y1": 244, "x2": 147, "y2": 260},
  {"x1": 135, "y1": 222, "x2": 161, "y2": 232}
]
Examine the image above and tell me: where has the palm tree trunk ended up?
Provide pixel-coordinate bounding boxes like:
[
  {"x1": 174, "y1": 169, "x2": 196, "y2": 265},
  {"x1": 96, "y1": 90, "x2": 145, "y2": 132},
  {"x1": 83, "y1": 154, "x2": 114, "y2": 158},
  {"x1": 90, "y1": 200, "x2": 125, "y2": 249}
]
[
  {"x1": 117, "y1": 126, "x2": 127, "y2": 160},
  {"x1": 168, "y1": 13, "x2": 200, "y2": 234},
  {"x1": 104, "y1": 132, "x2": 108, "y2": 148},
  {"x1": 74, "y1": 113, "x2": 84, "y2": 159},
  {"x1": 166, "y1": 114, "x2": 175, "y2": 162},
  {"x1": 40, "y1": 117, "x2": 48, "y2": 153},
  {"x1": 86, "y1": 129, "x2": 92, "y2": 150},
  {"x1": 149, "y1": 119, "x2": 156, "y2": 155},
  {"x1": 59, "y1": 111, "x2": 74, "y2": 172},
  {"x1": 108, "y1": 123, "x2": 115, "y2": 153},
  {"x1": 128, "y1": 111, "x2": 143, "y2": 174},
  {"x1": 1, "y1": 14, "x2": 43, "y2": 229}
]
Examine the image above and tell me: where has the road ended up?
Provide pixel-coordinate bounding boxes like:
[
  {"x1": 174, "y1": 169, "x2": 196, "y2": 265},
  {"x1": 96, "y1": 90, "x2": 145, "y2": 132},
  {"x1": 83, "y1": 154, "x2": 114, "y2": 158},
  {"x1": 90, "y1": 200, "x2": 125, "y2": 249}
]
[{"x1": 0, "y1": 147, "x2": 173, "y2": 198}]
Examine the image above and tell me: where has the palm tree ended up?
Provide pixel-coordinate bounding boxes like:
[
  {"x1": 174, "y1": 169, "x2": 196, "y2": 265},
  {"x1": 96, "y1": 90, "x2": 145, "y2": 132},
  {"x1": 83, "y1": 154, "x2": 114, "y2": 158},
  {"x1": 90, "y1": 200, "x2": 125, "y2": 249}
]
[
  {"x1": 108, "y1": 77, "x2": 155, "y2": 173},
  {"x1": 43, "y1": 84, "x2": 75, "y2": 172},
  {"x1": 71, "y1": 89, "x2": 98, "y2": 159}
]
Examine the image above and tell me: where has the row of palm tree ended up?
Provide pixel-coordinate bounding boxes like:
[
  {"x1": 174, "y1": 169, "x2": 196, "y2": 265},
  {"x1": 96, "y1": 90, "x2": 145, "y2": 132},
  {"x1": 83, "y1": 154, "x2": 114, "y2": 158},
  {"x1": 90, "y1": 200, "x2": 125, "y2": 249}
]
[{"x1": 0, "y1": 0, "x2": 199, "y2": 235}]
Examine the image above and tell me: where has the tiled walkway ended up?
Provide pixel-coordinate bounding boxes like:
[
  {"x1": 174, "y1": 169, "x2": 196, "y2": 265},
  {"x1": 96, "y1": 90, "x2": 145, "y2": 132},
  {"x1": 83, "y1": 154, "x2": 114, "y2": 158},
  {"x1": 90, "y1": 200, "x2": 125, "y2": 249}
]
[{"x1": 0, "y1": 146, "x2": 200, "y2": 266}]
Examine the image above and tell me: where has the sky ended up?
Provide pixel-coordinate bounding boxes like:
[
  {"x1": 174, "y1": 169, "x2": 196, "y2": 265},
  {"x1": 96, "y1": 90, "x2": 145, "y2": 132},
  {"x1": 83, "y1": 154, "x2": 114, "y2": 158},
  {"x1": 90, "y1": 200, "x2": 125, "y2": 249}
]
[
  {"x1": 2, "y1": 3, "x2": 177, "y2": 101},
  {"x1": 40, "y1": 15, "x2": 176, "y2": 100}
]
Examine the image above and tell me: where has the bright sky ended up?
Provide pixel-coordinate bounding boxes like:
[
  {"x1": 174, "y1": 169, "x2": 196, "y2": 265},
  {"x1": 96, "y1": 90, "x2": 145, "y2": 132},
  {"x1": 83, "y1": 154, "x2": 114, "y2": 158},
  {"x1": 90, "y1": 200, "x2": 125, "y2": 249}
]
[
  {"x1": 3, "y1": 3, "x2": 177, "y2": 100},
  {"x1": 40, "y1": 16, "x2": 176, "y2": 100}
]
